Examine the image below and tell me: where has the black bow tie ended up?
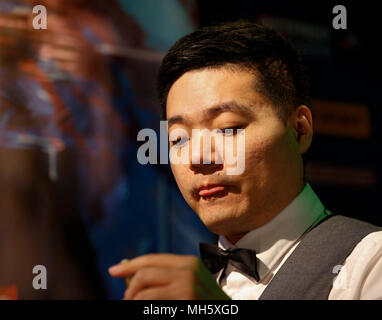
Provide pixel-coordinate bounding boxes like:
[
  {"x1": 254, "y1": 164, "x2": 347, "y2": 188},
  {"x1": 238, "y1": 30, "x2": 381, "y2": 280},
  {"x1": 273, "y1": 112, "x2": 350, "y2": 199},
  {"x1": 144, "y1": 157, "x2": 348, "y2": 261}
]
[{"x1": 199, "y1": 242, "x2": 260, "y2": 283}]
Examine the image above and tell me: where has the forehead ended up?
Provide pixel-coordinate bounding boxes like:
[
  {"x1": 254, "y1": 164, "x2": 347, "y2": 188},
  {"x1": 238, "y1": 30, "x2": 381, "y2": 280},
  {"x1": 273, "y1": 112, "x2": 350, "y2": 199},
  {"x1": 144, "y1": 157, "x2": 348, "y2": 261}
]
[{"x1": 166, "y1": 67, "x2": 261, "y2": 120}]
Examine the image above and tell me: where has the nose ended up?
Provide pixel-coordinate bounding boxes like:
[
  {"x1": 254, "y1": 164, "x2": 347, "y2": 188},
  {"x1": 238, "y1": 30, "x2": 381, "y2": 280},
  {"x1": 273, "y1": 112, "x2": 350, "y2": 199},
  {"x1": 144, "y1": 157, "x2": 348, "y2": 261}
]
[{"x1": 189, "y1": 129, "x2": 223, "y2": 174}]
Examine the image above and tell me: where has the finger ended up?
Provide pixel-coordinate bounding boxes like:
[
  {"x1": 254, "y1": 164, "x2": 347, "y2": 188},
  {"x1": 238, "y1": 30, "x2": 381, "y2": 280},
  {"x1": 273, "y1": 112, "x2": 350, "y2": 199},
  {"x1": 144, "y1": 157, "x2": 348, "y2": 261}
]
[
  {"x1": 109, "y1": 254, "x2": 197, "y2": 277},
  {"x1": 120, "y1": 259, "x2": 133, "y2": 287},
  {"x1": 123, "y1": 267, "x2": 176, "y2": 300}
]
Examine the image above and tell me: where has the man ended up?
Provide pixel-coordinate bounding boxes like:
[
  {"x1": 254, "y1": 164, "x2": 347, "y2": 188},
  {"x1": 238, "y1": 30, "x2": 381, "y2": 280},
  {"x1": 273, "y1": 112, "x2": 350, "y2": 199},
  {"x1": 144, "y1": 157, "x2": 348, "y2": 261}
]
[{"x1": 109, "y1": 21, "x2": 382, "y2": 299}]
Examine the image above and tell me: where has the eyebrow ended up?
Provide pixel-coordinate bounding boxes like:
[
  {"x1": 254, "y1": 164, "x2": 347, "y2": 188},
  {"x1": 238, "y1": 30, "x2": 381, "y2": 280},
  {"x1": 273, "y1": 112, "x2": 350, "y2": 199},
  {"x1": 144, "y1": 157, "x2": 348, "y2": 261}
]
[{"x1": 167, "y1": 101, "x2": 254, "y2": 128}]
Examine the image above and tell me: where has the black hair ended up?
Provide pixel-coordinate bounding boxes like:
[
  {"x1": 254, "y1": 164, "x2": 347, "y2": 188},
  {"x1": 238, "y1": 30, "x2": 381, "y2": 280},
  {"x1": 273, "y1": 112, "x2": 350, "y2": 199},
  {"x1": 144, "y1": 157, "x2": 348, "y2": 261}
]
[{"x1": 157, "y1": 20, "x2": 311, "y2": 123}]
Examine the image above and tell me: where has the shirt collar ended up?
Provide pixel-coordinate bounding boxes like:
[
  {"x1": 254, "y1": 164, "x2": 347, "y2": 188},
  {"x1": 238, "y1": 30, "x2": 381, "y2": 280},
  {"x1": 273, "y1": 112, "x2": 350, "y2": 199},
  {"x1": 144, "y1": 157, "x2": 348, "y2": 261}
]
[{"x1": 218, "y1": 183, "x2": 326, "y2": 281}]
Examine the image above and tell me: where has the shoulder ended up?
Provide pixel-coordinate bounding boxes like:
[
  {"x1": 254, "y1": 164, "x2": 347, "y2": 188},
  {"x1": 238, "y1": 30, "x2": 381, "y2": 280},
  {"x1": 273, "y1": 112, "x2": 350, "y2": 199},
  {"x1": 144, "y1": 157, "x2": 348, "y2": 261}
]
[
  {"x1": 351, "y1": 230, "x2": 382, "y2": 266},
  {"x1": 304, "y1": 214, "x2": 382, "y2": 249},
  {"x1": 329, "y1": 227, "x2": 382, "y2": 299},
  {"x1": 320, "y1": 214, "x2": 381, "y2": 230},
  {"x1": 323, "y1": 214, "x2": 382, "y2": 271},
  {"x1": 315, "y1": 214, "x2": 382, "y2": 240},
  {"x1": 349, "y1": 230, "x2": 382, "y2": 268}
]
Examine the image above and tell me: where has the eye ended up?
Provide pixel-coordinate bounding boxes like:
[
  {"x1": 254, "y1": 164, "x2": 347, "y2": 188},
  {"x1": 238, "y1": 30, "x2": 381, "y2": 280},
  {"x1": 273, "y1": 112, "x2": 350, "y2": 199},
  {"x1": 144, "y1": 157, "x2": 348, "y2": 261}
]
[
  {"x1": 171, "y1": 136, "x2": 189, "y2": 148},
  {"x1": 219, "y1": 126, "x2": 244, "y2": 136}
]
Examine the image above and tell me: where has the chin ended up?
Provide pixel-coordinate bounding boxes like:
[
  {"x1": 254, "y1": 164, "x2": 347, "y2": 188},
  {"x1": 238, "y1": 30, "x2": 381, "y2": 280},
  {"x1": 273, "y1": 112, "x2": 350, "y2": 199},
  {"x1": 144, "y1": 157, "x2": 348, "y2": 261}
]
[{"x1": 199, "y1": 211, "x2": 243, "y2": 236}]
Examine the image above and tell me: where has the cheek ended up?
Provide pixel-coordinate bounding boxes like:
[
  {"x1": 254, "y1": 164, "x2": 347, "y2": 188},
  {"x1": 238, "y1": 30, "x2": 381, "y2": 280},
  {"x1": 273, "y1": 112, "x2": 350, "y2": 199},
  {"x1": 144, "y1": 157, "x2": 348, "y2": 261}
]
[
  {"x1": 170, "y1": 163, "x2": 183, "y2": 184},
  {"x1": 171, "y1": 164, "x2": 200, "y2": 212},
  {"x1": 245, "y1": 139, "x2": 271, "y2": 170},
  {"x1": 171, "y1": 164, "x2": 191, "y2": 195},
  {"x1": 242, "y1": 131, "x2": 287, "y2": 180}
]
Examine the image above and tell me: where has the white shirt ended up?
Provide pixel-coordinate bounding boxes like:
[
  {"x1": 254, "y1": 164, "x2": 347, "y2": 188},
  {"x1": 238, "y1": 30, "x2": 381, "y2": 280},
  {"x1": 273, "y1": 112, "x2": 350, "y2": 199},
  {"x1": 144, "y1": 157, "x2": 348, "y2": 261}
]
[{"x1": 217, "y1": 183, "x2": 382, "y2": 300}]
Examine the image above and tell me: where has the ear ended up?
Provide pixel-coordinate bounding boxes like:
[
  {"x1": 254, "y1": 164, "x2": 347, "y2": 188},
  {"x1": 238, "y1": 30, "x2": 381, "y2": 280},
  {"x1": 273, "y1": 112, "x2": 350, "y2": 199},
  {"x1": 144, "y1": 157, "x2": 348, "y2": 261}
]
[{"x1": 289, "y1": 105, "x2": 313, "y2": 154}]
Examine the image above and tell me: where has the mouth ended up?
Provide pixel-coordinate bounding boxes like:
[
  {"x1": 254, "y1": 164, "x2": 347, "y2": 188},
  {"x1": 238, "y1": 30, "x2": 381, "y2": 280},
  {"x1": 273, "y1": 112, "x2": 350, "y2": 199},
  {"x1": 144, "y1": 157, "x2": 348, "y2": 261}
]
[{"x1": 198, "y1": 184, "x2": 229, "y2": 198}]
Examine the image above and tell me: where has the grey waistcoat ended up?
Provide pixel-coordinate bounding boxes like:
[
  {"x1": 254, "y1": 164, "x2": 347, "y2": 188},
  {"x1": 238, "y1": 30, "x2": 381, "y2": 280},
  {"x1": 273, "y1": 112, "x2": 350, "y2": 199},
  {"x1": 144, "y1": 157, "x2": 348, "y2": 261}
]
[{"x1": 259, "y1": 214, "x2": 382, "y2": 300}]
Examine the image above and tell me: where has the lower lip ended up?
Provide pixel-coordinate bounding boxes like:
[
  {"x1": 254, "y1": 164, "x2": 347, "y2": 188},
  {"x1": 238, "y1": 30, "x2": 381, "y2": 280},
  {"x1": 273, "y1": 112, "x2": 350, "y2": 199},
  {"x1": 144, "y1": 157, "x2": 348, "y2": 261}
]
[{"x1": 199, "y1": 186, "x2": 226, "y2": 197}]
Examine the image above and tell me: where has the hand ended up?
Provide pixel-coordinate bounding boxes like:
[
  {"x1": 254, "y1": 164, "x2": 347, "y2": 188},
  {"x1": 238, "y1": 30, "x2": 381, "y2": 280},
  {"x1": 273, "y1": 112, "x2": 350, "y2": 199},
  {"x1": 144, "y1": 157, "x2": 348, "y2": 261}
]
[{"x1": 108, "y1": 253, "x2": 231, "y2": 300}]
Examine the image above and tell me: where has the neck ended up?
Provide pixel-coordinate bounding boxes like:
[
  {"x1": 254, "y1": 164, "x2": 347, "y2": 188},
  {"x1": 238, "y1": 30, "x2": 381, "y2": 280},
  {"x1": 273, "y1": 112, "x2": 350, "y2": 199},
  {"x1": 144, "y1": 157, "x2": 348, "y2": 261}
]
[
  {"x1": 226, "y1": 232, "x2": 248, "y2": 245},
  {"x1": 224, "y1": 180, "x2": 306, "y2": 245}
]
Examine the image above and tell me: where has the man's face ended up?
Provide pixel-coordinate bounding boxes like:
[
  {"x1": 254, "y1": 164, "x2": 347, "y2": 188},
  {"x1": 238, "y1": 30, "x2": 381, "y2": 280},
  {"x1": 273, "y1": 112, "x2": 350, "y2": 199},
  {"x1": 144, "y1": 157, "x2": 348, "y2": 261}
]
[{"x1": 166, "y1": 67, "x2": 305, "y2": 241}]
